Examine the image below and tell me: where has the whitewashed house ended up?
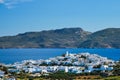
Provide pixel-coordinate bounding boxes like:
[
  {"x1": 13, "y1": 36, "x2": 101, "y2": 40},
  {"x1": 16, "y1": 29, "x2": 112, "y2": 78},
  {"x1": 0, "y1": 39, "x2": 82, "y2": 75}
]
[{"x1": 0, "y1": 71, "x2": 4, "y2": 79}]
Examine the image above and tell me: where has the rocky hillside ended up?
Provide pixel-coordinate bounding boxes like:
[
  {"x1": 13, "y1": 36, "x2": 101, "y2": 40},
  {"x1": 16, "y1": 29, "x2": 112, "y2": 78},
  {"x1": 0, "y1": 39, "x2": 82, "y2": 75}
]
[
  {"x1": 0, "y1": 28, "x2": 90, "y2": 48},
  {"x1": 79, "y1": 28, "x2": 120, "y2": 48},
  {"x1": 0, "y1": 28, "x2": 119, "y2": 48}
]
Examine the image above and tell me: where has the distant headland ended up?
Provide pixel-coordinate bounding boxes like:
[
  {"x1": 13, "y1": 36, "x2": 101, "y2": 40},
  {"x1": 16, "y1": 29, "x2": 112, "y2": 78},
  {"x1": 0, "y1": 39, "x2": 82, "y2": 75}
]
[{"x1": 0, "y1": 28, "x2": 120, "y2": 48}]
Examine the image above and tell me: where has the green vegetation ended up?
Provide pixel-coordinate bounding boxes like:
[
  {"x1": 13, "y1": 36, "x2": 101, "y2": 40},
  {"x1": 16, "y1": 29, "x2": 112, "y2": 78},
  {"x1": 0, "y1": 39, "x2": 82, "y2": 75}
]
[
  {"x1": 0, "y1": 64, "x2": 8, "y2": 74},
  {"x1": 0, "y1": 28, "x2": 90, "y2": 48},
  {"x1": 102, "y1": 76, "x2": 120, "y2": 80},
  {"x1": 79, "y1": 28, "x2": 120, "y2": 48},
  {"x1": 112, "y1": 60, "x2": 120, "y2": 76},
  {"x1": 0, "y1": 28, "x2": 120, "y2": 48},
  {"x1": 16, "y1": 76, "x2": 120, "y2": 80},
  {"x1": 46, "y1": 71, "x2": 75, "y2": 79}
]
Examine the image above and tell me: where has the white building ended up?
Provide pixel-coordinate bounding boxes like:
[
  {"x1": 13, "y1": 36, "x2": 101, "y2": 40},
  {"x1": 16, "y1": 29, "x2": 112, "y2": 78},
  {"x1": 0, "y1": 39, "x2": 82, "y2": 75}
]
[{"x1": 0, "y1": 70, "x2": 5, "y2": 79}]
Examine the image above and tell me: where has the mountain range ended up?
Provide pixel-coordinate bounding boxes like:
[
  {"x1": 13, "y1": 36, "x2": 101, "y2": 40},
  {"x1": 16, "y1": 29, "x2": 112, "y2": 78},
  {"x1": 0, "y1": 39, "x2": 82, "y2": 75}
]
[{"x1": 0, "y1": 28, "x2": 119, "y2": 48}]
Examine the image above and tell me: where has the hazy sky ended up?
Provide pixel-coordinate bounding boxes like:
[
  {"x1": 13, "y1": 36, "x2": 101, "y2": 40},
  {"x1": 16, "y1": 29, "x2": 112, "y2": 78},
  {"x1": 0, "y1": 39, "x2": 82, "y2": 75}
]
[{"x1": 0, "y1": 0, "x2": 120, "y2": 36}]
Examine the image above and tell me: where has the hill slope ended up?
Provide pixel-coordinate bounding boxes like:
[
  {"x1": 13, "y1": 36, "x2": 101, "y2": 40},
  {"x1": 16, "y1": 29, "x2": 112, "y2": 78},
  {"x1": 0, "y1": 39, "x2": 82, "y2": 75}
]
[
  {"x1": 0, "y1": 28, "x2": 119, "y2": 48},
  {"x1": 0, "y1": 28, "x2": 90, "y2": 48},
  {"x1": 79, "y1": 28, "x2": 120, "y2": 48}
]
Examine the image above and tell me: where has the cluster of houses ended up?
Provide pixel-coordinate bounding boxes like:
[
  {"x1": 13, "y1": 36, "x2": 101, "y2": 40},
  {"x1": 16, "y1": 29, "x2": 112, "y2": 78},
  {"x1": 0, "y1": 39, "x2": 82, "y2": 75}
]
[{"x1": 0, "y1": 51, "x2": 115, "y2": 78}]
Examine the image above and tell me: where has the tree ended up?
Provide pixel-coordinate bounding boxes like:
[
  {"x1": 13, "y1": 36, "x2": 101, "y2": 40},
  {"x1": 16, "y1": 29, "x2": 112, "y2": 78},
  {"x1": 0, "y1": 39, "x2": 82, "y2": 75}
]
[
  {"x1": 0, "y1": 65, "x2": 8, "y2": 74},
  {"x1": 113, "y1": 60, "x2": 120, "y2": 76}
]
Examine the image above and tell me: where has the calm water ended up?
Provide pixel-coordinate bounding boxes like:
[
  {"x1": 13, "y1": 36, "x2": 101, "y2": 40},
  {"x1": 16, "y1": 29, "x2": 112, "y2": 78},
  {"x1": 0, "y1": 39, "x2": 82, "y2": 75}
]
[{"x1": 0, "y1": 48, "x2": 120, "y2": 64}]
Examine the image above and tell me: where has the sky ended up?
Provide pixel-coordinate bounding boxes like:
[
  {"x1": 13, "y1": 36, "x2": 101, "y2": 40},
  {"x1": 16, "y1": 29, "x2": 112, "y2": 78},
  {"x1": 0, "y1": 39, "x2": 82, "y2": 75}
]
[{"x1": 0, "y1": 0, "x2": 120, "y2": 36}]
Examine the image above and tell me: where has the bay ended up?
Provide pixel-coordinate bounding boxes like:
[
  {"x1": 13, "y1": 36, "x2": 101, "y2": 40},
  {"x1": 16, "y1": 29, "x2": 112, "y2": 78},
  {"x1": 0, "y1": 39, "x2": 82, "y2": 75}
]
[{"x1": 0, "y1": 48, "x2": 120, "y2": 64}]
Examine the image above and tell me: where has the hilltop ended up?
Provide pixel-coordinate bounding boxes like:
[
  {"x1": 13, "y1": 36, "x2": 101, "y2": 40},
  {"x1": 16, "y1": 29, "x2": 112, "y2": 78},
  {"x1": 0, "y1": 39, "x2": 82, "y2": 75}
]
[
  {"x1": 0, "y1": 28, "x2": 120, "y2": 48},
  {"x1": 0, "y1": 28, "x2": 90, "y2": 48},
  {"x1": 79, "y1": 28, "x2": 120, "y2": 48}
]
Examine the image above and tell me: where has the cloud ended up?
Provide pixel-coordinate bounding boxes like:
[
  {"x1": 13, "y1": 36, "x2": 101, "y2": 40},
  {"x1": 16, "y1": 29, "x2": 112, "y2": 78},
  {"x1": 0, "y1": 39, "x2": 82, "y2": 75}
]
[
  {"x1": 0, "y1": 0, "x2": 33, "y2": 9},
  {"x1": 0, "y1": 0, "x2": 4, "y2": 3}
]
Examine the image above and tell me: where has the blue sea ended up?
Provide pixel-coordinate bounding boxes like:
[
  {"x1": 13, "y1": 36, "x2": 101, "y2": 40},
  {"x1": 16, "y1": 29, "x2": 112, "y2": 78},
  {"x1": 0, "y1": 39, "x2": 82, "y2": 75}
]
[{"x1": 0, "y1": 48, "x2": 120, "y2": 64}]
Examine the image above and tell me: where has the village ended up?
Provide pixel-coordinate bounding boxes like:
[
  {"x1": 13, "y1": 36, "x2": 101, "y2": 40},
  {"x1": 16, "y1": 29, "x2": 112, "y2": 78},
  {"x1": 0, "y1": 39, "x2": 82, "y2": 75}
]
[{"x1": 0, "y1": 51, "x2": 116, "y2": 79}]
